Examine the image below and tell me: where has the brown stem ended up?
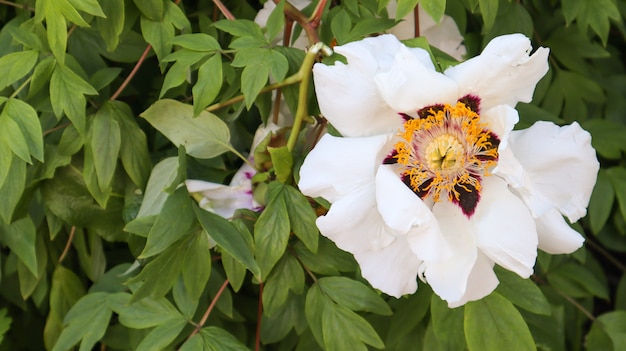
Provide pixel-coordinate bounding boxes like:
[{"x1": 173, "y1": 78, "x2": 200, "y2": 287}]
[
  {"x1": 187, "y1": 279, "x2": 230, "y2": 341},
  {"x1": 413, "y1": 4, "x2": 420, "y2": 37},
  {"x1": 587, "y1": 239, "x2": 626, "y2": 273},
  {"x1": 279, "y1": 0, "x2": 321, "y2": 44},
  {"x1": 58, "y1": 226, "x2": 76, "y2": 263},
  {"x1": 110, "y1": 45, "x2": 152, "y2": 101},
  {"x1": 255, "y1": 282, "x2": 264, "y2": 351},
  {"x1": 212, "y1": 0, "x2": 235, "y2": 20},
  {"x1": 0, "y1": 0, "x2": 32, "y2": 10}
]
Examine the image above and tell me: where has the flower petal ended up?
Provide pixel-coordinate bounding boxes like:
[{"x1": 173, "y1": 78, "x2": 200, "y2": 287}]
[
  {"x1": 473, "y1": 177, "x2": 537, "y2": 279},
  {"x1": 448, "y1": 252, "x2": 499, "y2": 308},
  {"x1": 313, "y1": 36, "x2": 405, "y2": 137},
  {"x1": 480, "y1": 104, "x2": 519, "y2": 149},
  {"x1": 444, "y1": 34, "x2": 549, "y2": 111},
  {"x1": 536, "y1": 208, "x2": 585, "y2": 254},
  {"x1": 375, "y1": 44, "x2": 459, "y2": 112},
  {"x1": 298, "y1": 133, "x2": 393, "y2": 202},
  {"x1": 355, "y1": 236, "x2": 421, "y2": 297},
  {"x1": 316, "y1": 187, "x2": 395, "y2": 255},
  {"x1": 424, "y1": 201, "x2": 477, "y2": 304},
  {"x1": 507, "y1": 121, "x2": 599, "y2": 222},
  {"x1": 375, "y1": 165, "x2": 448, "y2": 261},
  {"x1": 185, "y1": 179, "x2": 253, "y2": 218}
]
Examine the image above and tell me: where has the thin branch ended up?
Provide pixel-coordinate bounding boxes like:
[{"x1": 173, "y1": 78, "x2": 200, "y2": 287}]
[
  {"x1": 58, "y1": 226, "x2": 76, "y2": 263},
  {"x1": 554, "y1": 287, "x2": 596, "y2": 321},
  {"x1": 205, "y1": 73, "x2": 303, "y2": 112},
  {"x1": 186, "y1": 279, "x2": 230, "y2": 340},
  {"x1": 255, "y1": 283, "x2": 263, "y2": 351},
  {"x1": 43, "y1": 122, "x2": 71, "y2": 136},
  {"x1": 413, "y1": 4, "x2": 420, "y2": 37},
  {"x1": 0, "y1": 0, "x2": 32, "y2": 10},
  {"x1": 586, "y1": 239, "x2": 626, "y2": 273},
  {"x1": 279, "y1": 0, "x2": 321, "y2": 44},
  {"x1": 110, "y1": 45, "x2": 152, "y2": 101},
  {"x1": 212, "y1": 0, "x2": 235, "y2": 20}
]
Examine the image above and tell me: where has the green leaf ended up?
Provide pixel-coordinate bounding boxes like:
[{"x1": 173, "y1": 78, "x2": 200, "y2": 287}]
[
  {"x1": 262, "y1": 254, "x2": 304, "y2": 316},
  {"x1": 181, "y1": 230, "x2": 212, "y2": 303},
  {"x1": 607, "y1": 167, "x2": 626, "y2": 222},
  {"x1": 478, "y1": 0, "x2": 499, "y2": 32},
  {"x1": 213, "y1": 19, "x2": 265, "y2": 40},
  {"x1": 305, "y1": 284, "x2": 333, "y2": 346},
  {"x1": 4, "y1": 99, "x2": 44, "y2": 162},
  {"x1": 140, "y1": 99, "x2": 233, "y2": 159},
  {"x1": 0, "y1": 50, "x2": 38, "y2": 90},
  {"x1": 50, "y1": 62, "x2": 98, "y2": 134},
  {"x1": 318, "y1": 277, "x2": 392, "y2": 315},
  {"x1": 265, "y1": 0, "x2": 285, "y2": 42},
  {"x1": 0, "y1": 155, "x2": 26, "y2": 222},
  {"x1": 284, "y1": 185, "x2": 318, "y2": 253},
  {"x1": 268, "y1": 146, "x2": 292, "y2": 183},
  {"x1": 109, "y1": 293, "x2": 183, "y2": 328},
  {"x1": 255, "y1": 182, "x2": 291, "y2": 278},
  {"x1": 28, "y1": 56, "x2": 56, "y2": 97},
  {"x1": 66, "y1": 0, "x2": 105, "y2": 17},
  {"x1": 548, "y1": 261, "x2": 609, "y2": 299},
  {"x1": 0, "y1": 309, "x2": 12, "y2": 345},
  {"x1": 346, "y1": 18, "x2": 397, "y2": 44},
  {"x1": 574, "y1": 0, "x2": 620, "y2": 46},
  {"x1": 193, "y1": 54, "x2": 223, "y2": 116},
  {"x1": 616, "y1": 273, "x2": 626, "y2": 311},
  {"x1": 587, "y1": 311, "x2": 626, "y2": 350},
  {"x1": 193, "y1": 206, "x2": 260, "y2": 277},
  {"x1": 136, "y1": 319, "x2": 187, "y2": 351},
  {"x1": 91, "y1": 106, "x2": 122, "y2": 191},
  {"x1": 394, "y1": 0, "x2": 419, "y2": 20},
  {"x1": 543, "y1": 69, "x2": 605, "y2": 123},
  {"x1": 141, "y1": 16, "x2": 174, "y2": 70},
  {"x1": 0, "y1": 217, "x2": 37, "y2": 275},
  {"x1": 222, "y1": 217, "x2": 253, "y2": 292},
  {"x1": 232, "y1": 48, "x2": 288, "y2": 108},
  {"x1": 171, "y1": 33, "x2": 221, "y2": 51},
  {"x1": 321, "y1": 303, "x2": 384, "y2": 350},
  {"x1": 293, "y1": 238, "x2": 356, "y2": 275},
  {"x1": 431, "y1": 294, "x2": 466, "y2": 351},
  {"x1": 125, "y1": 241, "x2": 185, "y2": 301},
  {"x1": 106, "y1": 101, "x2": 152, "y2": 189},
  {"x1": 330, "y1": 9, "x2": 351, "y2": 45},
  {"x1": 140, "y1": 187, "x2": 194, "y2": 258},
  {"x1": 494, "y1": 267, "x2": 550, "y2": 315},
  {"x1": 588, "y1": 169, "x2": 615, "y2": 234},
  {"x1": 200, "y1": 327, "x2": 249, "y2": 351},
  {"x1": 96, "y1": 0, "x2": 125, "y2": 51},
  {"x1": 583, "y1": 119, "x2": 626, "y2": 160},
  {"x1": 419, "y1": 0, "x2": 446, "y2": 23},
  {"x1": 52, "y1": 292, "x2": 111, "y2": 351},
  {"x1": 133, "y1": 0, "x2": 164, "y2": 21},
  {"x1": 465, "y1": 293, "x2": 535, "y2": 351},
  {"x1": 261, "y1": 294, "x2": 306, "y2": 344},
  {"x1": 136, "y1": 157, "x2": 179, "y2": 218}
]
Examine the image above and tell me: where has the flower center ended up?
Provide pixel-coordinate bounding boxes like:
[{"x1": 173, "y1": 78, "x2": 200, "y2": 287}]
[
  {"x1": 425, "y1": 134, "x2": 464, "y2": 172},
  {"x1": 385, "y1": 98, "x2": 500, "y2": 217}
]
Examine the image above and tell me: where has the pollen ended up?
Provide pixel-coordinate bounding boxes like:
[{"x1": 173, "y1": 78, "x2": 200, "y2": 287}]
[{"x1": 392, "y1": 100, "x2": 500, "y2": 216}]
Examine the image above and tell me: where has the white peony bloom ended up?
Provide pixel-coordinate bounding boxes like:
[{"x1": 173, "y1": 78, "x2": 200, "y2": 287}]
[
  {"x1": 186, "y1": 122, "x2": 281, "y2": 218},
  {"x1": 298, "y1": 34, "x2": 599, "y2": 306},
  {"x1": 387, "y1": 2, "x2": 467, "y2": 60}
]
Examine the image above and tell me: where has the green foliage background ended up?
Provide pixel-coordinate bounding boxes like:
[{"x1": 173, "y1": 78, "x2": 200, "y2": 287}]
[{"x1": 0, "y1": 0, "x2": 625, "y2": 350}]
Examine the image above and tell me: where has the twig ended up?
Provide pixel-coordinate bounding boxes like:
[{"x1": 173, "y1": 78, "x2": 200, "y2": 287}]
[
  {"x1": 110, "y1": 45, "x2": 152, "y2": 101},
  {"x1": 255, "y1": 283, "x2": 264, "y2": 351},
  {"x1": 186, "y1": 279, "x2": 230, "y2": 340},
  {"x1": 58, "y1": 226, "x2": 76, "y2": 263},
  {"x1": 413, "y1": 4, "x2": 420, "y2": 37},
  {"x1": 212, "y1": 0, "x2": 235, "y2": 20},
  {"x1": 586, "y1": 239, "x2": 626, "y2": 273}
]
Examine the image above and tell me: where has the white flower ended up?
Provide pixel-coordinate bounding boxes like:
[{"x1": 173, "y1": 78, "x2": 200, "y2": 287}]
[
  {"x1": 298, "y1": 34, "x2": 599, "y2": 306},
  {"x1": 254, "y1": 0, "x2": 311, "y2": 50},
  {"x1": 386, "y1": 2, "x2": 467, "y2": 60},
  {"x1": 186, "y1": 122, "x2": 280, "y2": 218}
]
